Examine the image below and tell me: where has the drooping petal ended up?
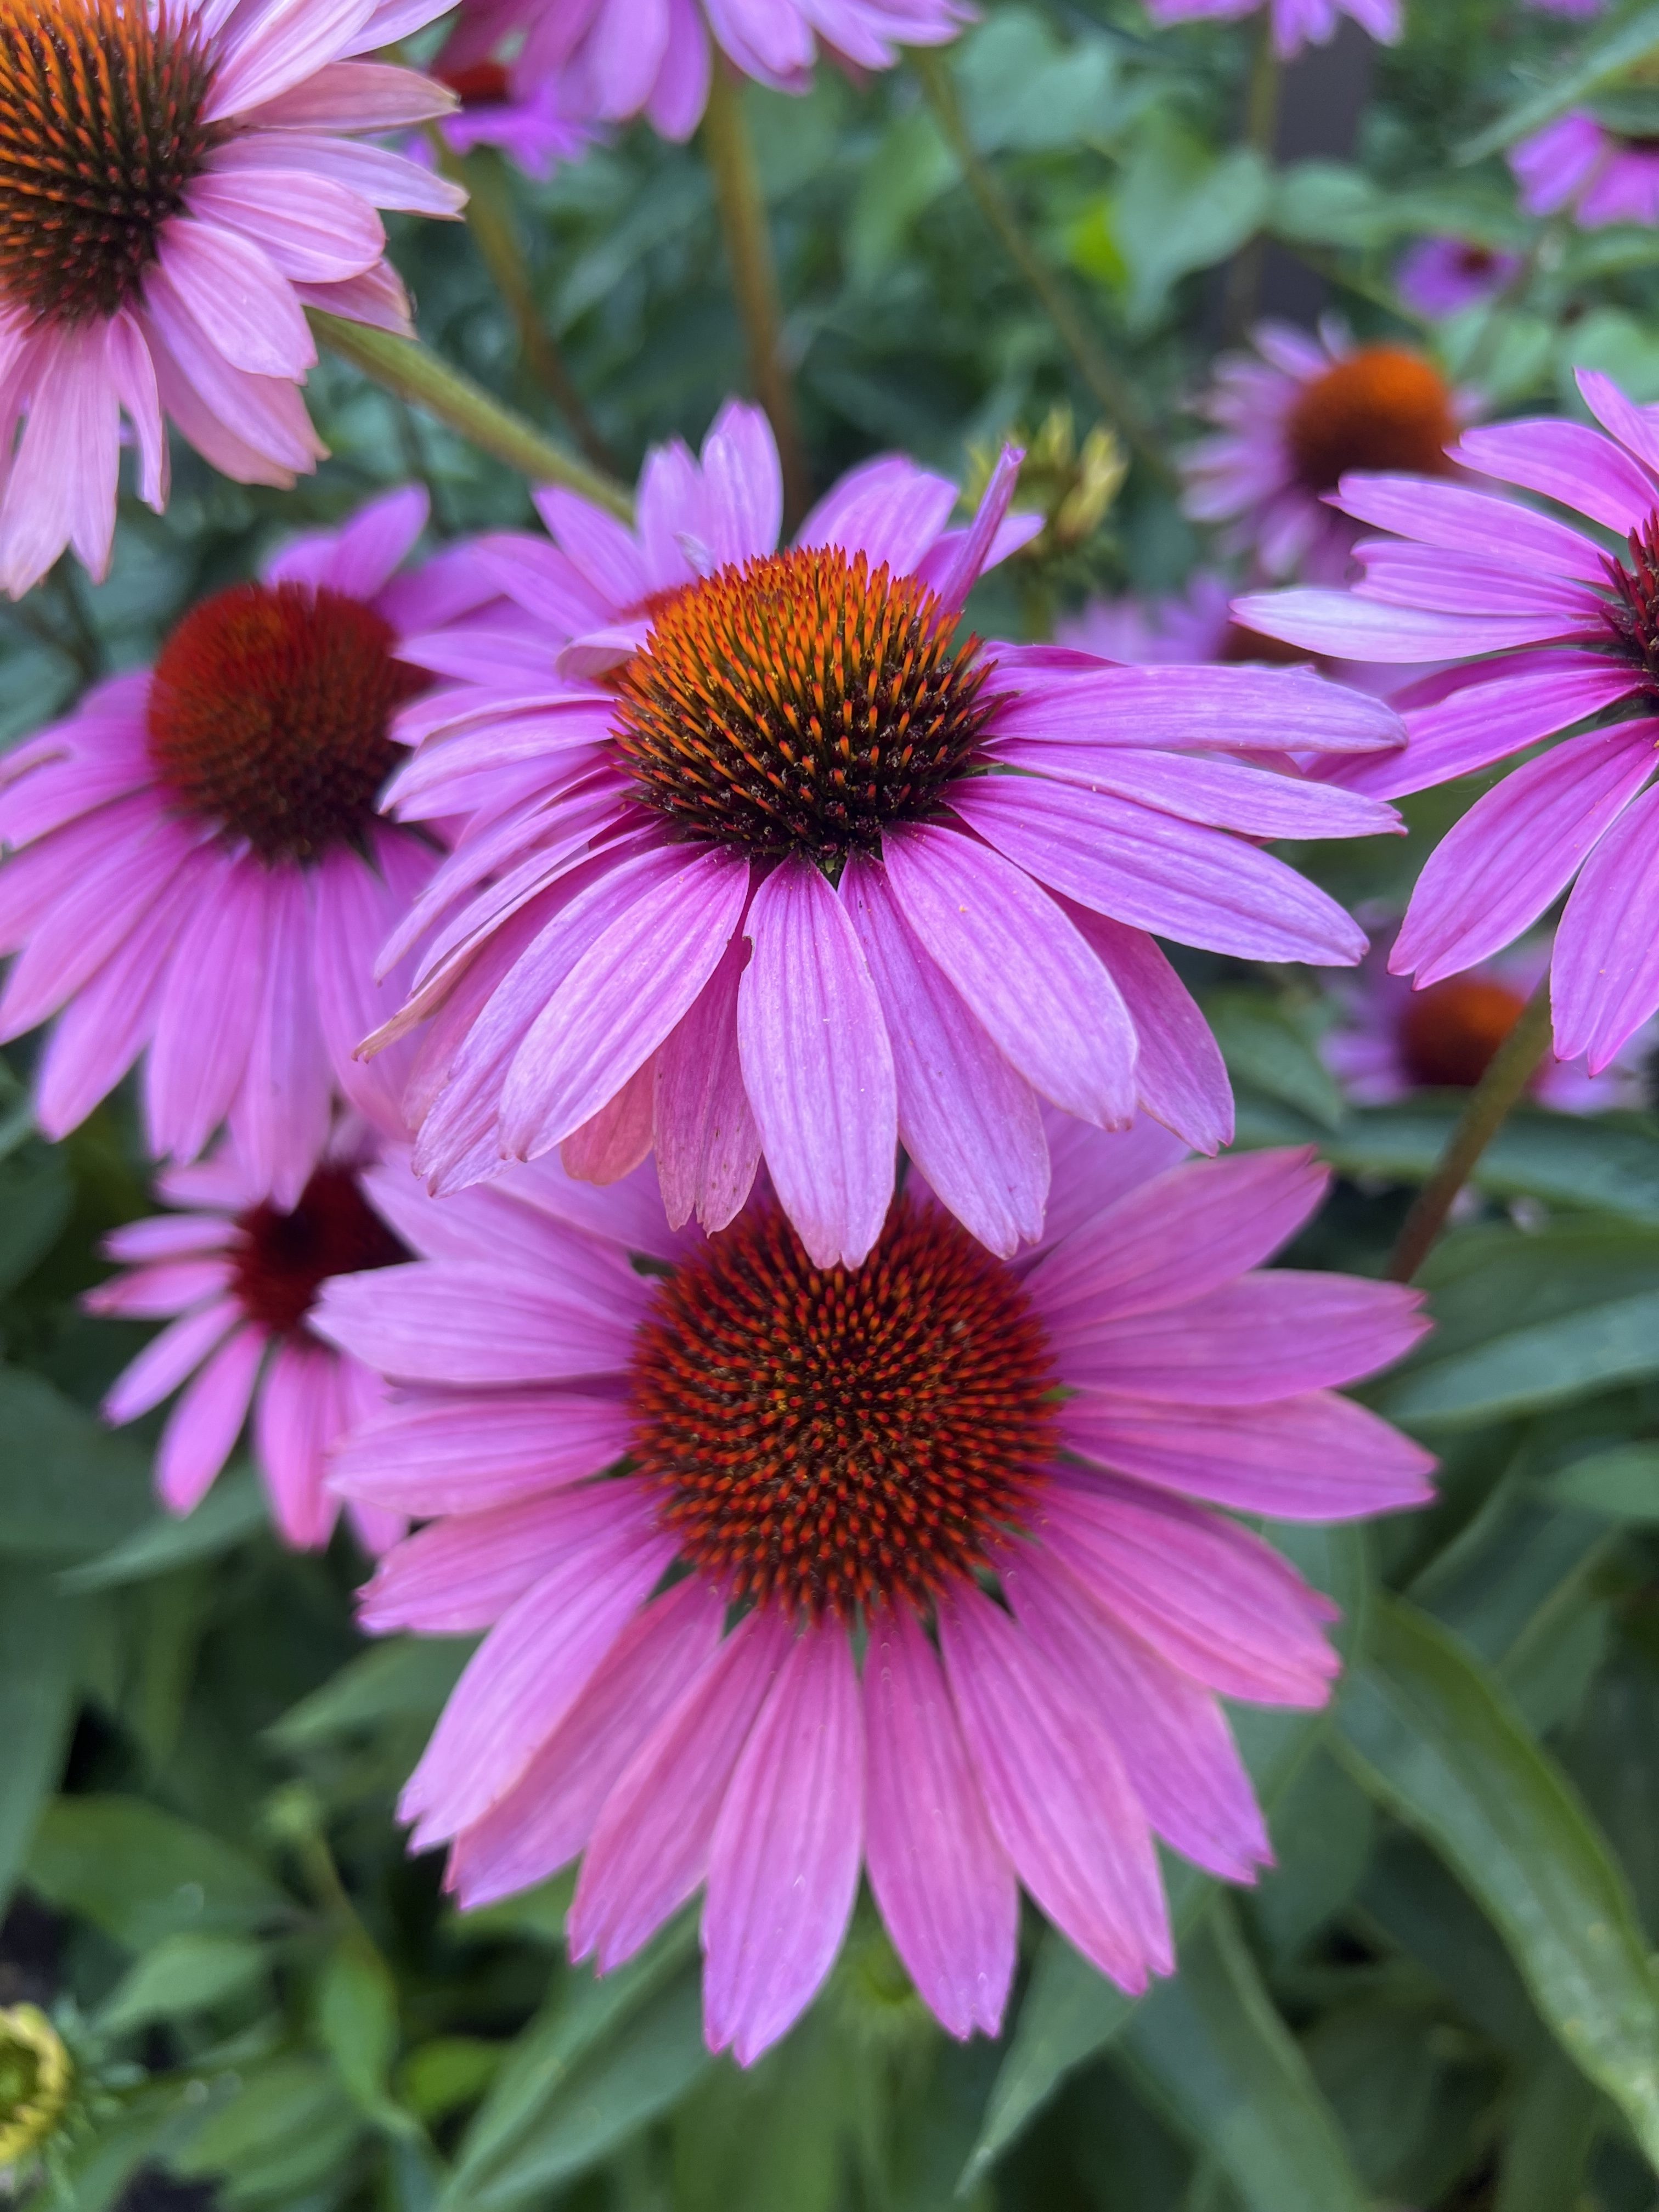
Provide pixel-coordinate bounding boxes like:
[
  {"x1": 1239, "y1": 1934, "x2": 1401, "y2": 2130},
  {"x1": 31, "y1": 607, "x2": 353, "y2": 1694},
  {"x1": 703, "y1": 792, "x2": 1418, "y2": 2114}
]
[{"x1": 154, "y1": 1322, "x2": 266, "y2": 1515}]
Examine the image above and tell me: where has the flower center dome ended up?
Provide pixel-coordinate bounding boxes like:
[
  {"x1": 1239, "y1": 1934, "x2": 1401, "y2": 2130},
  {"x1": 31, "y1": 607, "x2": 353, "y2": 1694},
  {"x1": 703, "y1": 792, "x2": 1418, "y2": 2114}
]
[
  {"x1": 628, "y1": 1197, "x2": 1057, "y2": 1621},
  {"x1": 612, "y1": 546, "x2": 998, "y2": 865},
  {"x1": 232, "y1": 1167, "x2": 410, "y2": 1339},
  {"x1": 1285, "y1": 347, "x2": 1459, "y2": 494},
  {"x1": 1602, "y1": 516, "x2": 1659, "y2": 685},
  {"x1": 0, "y1": 0, "x2": 222, "y2": 326},
  {"x1": 1398, "y1": 975, "x2": 1526, "y2": 1090},
  {"x1": 147, "y1": 582, "x2": 429, "y2": 864}
]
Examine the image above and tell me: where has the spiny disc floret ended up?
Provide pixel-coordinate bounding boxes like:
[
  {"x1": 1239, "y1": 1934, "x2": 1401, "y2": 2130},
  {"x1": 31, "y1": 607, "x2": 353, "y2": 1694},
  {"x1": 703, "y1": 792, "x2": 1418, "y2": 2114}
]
[
  {"x1": 629, "y1": 1198, "x2": 1058, "y2": 1621},
  {"x1": 1285, "y1": 347, "x2": 1458, "y2": 494},
  {"x1": 1604, "y1": 515, "x2": 1659, "y2": 686},
  {"x1": 146, "y1": 582, "x2": 428, "y2": 863},
  {"x1": 0, "y1": 0, "x2": 221, "y2": 326},
  {"x1": 232, "y1": 1167, "x2": 409, "y2": 1339},
  {"x1": 612, "y1": 546, "x2": 999, "y2": 864}
]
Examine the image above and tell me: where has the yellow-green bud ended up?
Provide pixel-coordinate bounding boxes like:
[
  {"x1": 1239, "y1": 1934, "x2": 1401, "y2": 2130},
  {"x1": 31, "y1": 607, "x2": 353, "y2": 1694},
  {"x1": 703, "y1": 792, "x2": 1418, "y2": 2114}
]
[{"x1": 0, "y1": 2005, "x2": 72, "y2": 2171}]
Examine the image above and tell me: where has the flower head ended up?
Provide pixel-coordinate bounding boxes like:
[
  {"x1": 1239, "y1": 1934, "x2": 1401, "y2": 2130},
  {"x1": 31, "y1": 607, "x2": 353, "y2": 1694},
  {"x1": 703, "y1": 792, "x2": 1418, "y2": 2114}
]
[
  {"x1": 0, "y1": 0, "x2": 467, "y2": 597},
  {"x1": 0, "y1": 488, "x2": 495, "y2": 1198},
  {"x1": 1511, "y1": 110, "x2": 1659, "y2": 229},
  {"x1": 509, "y1": 0, "x2": 971, "y2": 143},
  {"x1": 1396, "y1": 239, "x2": 1523, "y2": 320},
  {"x1": 1144, "y1": 0, "x2": 1400, "y2": 61},
  {"x1": 428, "y1": 22, "x2": 601, "y2": 178},
  {"x1": 89, "y1": 1130, "x2": 417, "y2": 1550},
  {"x1": 1059, "y1": 572, "x2": 1323, "y2": 667},
  {"x1": 1185, "y1": 322, "x2": 1470, "y2": 581},
  {"x1": 0, "y1": 2006, "x2": 71, "y2": 2175},
  {"x1": 1235, "y1": 369, "x2": 1659, "y2": 1075},
  {"x1": 380, "y1": 403, "x2": 1403, "y2": 1268},
  {"x1": 1323, "y1": 926, "x2": 1651, "y2": 1111},
  {"x1": 318, "y1": 1121, "x2": 1432, "y2": 2063}
]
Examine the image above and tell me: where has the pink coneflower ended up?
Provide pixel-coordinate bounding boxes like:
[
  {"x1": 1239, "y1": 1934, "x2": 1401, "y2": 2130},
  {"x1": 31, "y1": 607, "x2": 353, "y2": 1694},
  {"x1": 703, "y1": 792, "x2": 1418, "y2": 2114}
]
[
  {"x1": 503, "y1": 0, "x2": 970, "y2": 143},
  {"x1": 1396, "y1": 240, "x2": 1524, "y2": 320},
  {"x1": 89, "y1": 1132, "x2": 410, "y2": 1553},
  {"x1": 379, "y1": 403, "x2": 1405, "y2": 1268},
  {"x1": 1511, "y1": 112, "x2": 1659, "y2": 229},
  {"x1": 1058, "y1": 572, "x2": 1327, "y2": 667},
  {"x1": 1144, "y1": 0, "x2": 1400, "y2": 60},
  {"x1": 1323, "y1": 927, "x2": 1650, "y2": 1110},
  {"x1": 428, "y1": 33, "x2": 601, "y2": 178},
  {"x1": 0, "y1": 0, "x2": 466, "y2": 600},
  {"x1": 1185, "y1": 323, "x2": 1472, "y2": 581},
  {"x1": 1235, "y1": 369, "x2": 1659, "y2": 1075},
  {"x1": 318, "y1": 1121, "x2": 1432, "y2": 2063},
  {"x1": 0, "y1": 486, "x2": 494, "y2": 1201}
]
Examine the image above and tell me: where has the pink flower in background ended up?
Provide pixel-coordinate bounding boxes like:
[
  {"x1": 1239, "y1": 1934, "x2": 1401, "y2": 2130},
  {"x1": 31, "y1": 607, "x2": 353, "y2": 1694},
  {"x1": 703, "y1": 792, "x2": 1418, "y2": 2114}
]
[
  {"x1": 0, "y1": 487, "x2": 495, "y2": 1201},
  {"x1": 319, "y1": 1120, "x2": 1431, "y2": 2064},
  {"x1": 1185, "y1": 322, "x2": 1472, "y2": 580},
  {"x1": 381, "y1": 403, "x2": 1404, "y2": 1270},
  {"x1": 0, "y1": 0, "x2": 467, "y2": 599},
  {"x1": 1510, "y1": 112, "x2": 1659, "y2": 228},
  {"x1": 1235, "y1": 369, "x2": 1659, "y2": 1076},
  {"x1": 434, "y1": 55, "x2": 601, "y2": 178},
  {"x1": 89, "y1": 1133, "x2": 410, "y2": 1554},
  {"x1": 1145, "y1": 0, "x2": 1401, "y2": 61},
  {"x1": 495, "y1": 0, "x2": 972, "y2": 144},
  {"x1": 1396, "y1": 239, "x2": 1523, "y2": 320},
  {"x1": 1323, "y1": 928, "x2": 1652, "y2": 1111}
]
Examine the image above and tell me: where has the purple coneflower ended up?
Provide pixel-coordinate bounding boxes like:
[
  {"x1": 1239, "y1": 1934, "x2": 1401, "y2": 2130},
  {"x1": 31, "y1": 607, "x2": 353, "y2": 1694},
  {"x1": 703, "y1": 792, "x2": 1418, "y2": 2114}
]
[
  {"x1": 1396, "y1": 239, "x2": 1523, "y2": 320},
  {"x1": 1511, "y1": 112, "x2": 1659, "y2": 229},
  {"x1": 90, "y1": 1130, "x2": 412, "y2": 1554},
  {"x1": 318, "y1": 1120, "x2": 1432, "y2": 2064},
  {"x1": 379, "y1": 403, "x2": 1405, "y2": 1268},
  {"x1": 0, "y1": 0, "x2": 466, "y2": 597},
  {"x1": 1184, "y1": 322, "x2": 1472, "y2": 581},
  {"x1": 0, "y1": 487, "x2": 494, "y2": 1199},
  {"x1": 1236, "y1": 369, "x2": 1659, "y2": 1075},
  {"x1": 1145, "y1": 0, "x2": 1400, "y2": 60}
]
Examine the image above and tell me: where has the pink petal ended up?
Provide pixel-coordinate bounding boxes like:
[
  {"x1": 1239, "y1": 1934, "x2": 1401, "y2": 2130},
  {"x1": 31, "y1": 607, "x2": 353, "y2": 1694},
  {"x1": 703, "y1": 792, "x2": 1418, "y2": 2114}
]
[
  {"x1": 102, "y1": 1297, "x2": 241, "y2": 1424},
  {"x1": 255, "y1": 1335, "x2": 345, "y2": 1549},
  {"x1": 654, "y1": 932, "x2": 763, "y2": 1235},
  {"x1": 993, "y1": 742, "x2": 1398, "y2": 842},
  {"x1": 794, "y1": 455, "x2": 958, "y2": 576},
  {"x1": 229, "y1": 864, "x2": 332, "y2": 1207},
  {"x1": 1232, "y1": 589, "x2": 1561, "y2": 663},
  {"x1": 1336, "y1": 661, "x2": 1637, "y2": 803},
  {"x1": 940, "y1": 1585, "x2": 1170, "y2": 1993},
  {"x1": 154, "y1": 219, "x2": 314, "y2": 380},
  {"x1": 330, "y1": 1389, "x2": 632, "y2": 1516},
  {"x1": 701, "y1": 398, "x2": 785, "y2": 568},
  {"x1": 144, "y1": 852, "x2": 269, "y2": 1164},
  {"x1": 737, "y1": 858, "x2": 898, "y2": 1270},
  {"x1": 1553, "y1": 781, "x2": 1659, "y2": 1072},
  {"x1": 1333, "y1": 472, "x2": 1609, "y2": 583},
  {"x1": 989, "y1": 662, "x2": 1405, "y2": 753},
  {"x1": 155, "y1": 1322, "x2": 267, "y2": 1515},
  {"x1": 863, "y1": 1607, "x2": 1016, "y2": 2041},
  {"x1": 1453, "y1": 418, "x2": 1659, "y2": 534},
  {"x1": 1062, "y1": 909, "x2": 1232, "y2": 1155},
  {"x1": 703, "y1": 1628, "x2": 865, "y2": 2066},
  {"x1": 571, "y1": 1608, "x2": 793, "y2": 1972},
  {"x1": 313, "y1": 1260, "x2": 640, "y2": 1388},
  {"x1": 560, "y1": 1054, "x2": 658, "y2": 1186}
]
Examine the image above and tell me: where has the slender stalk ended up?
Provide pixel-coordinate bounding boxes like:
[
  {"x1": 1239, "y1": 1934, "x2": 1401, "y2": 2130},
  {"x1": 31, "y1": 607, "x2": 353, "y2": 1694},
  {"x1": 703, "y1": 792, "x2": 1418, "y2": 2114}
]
[
  {"x1": 1222, "y1": 17, "x2": 1280, "y2": 341},
  {"x1": 913, "y1": 47, "x2": 1172, "y2": 488},
  {"x1": 1385, "y1": 976, "x2": 1555, "y2": 1284},
  {"x1": 701, "y1": 61, "x2": 813, "y2": 528},
  {"x1": 309, "y1": 312, "x2": 633, "y2": 519},
  {"x1": 443, "y1": 142, "x2": 621, "y2": 476}
]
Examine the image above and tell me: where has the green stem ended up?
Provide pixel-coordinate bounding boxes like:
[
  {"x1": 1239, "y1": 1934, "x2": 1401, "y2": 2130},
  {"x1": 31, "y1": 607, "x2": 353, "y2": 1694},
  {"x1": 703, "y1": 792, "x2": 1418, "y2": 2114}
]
[
  {"x1": 442, "y1": 142, "x2": 621, "y2": 477},
  {"x1": 701, "y1": 61, "x2": 813, "y2": 529},
  {"x1": 1385, "y1": 976, "x2": 1555, "y2": 1284},
  {"x1": 1222, "y1": 18, "x2": 1280, "y2": 341},
  {"x1": 913, "y1": 47, "x2": 1172, "y2": 489},
  {"x1": 309, "y1": 312, "x2": 633, "y2": 521}
]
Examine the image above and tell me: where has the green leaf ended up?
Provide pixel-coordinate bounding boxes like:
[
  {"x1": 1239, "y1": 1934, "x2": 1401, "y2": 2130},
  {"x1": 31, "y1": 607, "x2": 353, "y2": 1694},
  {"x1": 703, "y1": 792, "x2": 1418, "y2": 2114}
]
[
  {"x1": 961, "y1": 1524, "x2": 1370, "y2": 2188},
  {"x1": 174, "y1": 2055, "x2": 364, "y2": 2206},
  {"x1": 1541, "y1": 1444, "x2": 1659, "y2": 1523},
  {"x1": 59, "y1": 1465, "x2": 269, "y2": 1592},
  {"x1": 25, "y1": 1796, "x2": 292, "y2": 1950},
  {"x1": 670, "y1": 2006, "x2": 844, "y2": 2212},
  {"x1": 1495, "y1": 2049, "x2": 1600, "y2": 2212},
  {"x1": 398, "y1": 2038, "x2": 505, "y2": 2126},
  {"x1": 0, "y1": 1563, "x2": 81, "y2": 1910},
  {"x1": 442, "y1": 1912, "x2": 704, "y2": 2208},
  {"x1": 847, "y1": 111, "x2": 957, "y2": 287},
  {"x1": 1461, "y1": 3, "x2": 1659, "y2": 160},
  {"x1": 0, "y1": 1366, "x2": 154, "y2": 1556},
  {"x1": 0, "y1": 1141, "x2": 70, "y2": 1293},
  {"x1": 265, "y1": 1635, "x2": 474, "y2": 1751},
  {"x1": 1099, "y1": 122, "x2": 1268, "y2": 330},
  {"x1": 317, "y1": 1931, "x2": 410, "y2": 2132},
  {"x1": 97, "y1": 1932, "x2": 268, "y2": 2034},
  {"x1": 1335, "y1": 1596, "x2": 1659, "y2": 2165},
  {"x1": 956, "y1": 8, "x2": 1120, "y2": 154},
  {"x1": 1115, "y1": 1901, "x2": 1370, "y2": 2212},
  {"x1": 1202, "y1": 990, "x2": 1344, "y2": 1131}
]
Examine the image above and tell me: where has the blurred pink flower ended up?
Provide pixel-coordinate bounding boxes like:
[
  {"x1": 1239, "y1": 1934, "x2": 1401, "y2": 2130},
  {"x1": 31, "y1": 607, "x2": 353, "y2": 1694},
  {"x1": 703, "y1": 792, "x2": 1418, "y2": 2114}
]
[
  {"x1": 319, "y1": 1121, "x2": 1431, "y2": 2063},
  {"x1": 1396, "y1": 239, "x2": 1523, "y2": 319},
  {"x1": 433, "y1": 53, "x2": 601, "y2": 178},
  {"x1": 1324, "y1": 928, "x2": 1652, "y2": 1110},
  {"x1": 89, "y1": 1131, "x2": 412, "y2": 1554},
  {"x1": 379, "y1": 403, "x2": 1404, "y2": 1268},
  {"x1": 1184, "y1": 322, "x2": 1474, "y2": 581},
  {"x1": 1237, "y1": 369, "x2": 1659, "y2": 1075},
  {"x1": 0, "y1": 488, "x2": 496, "y2": 1199},
  {"x1": 0, "y1": 0, "x2": 467, "y2": 598},
  {"x1": 1511, "y1": 112, "x2": 1659, "y2": 228},
  {"x1": 1146, "y1": 0, "x2": 1400, "y2": 60}
]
